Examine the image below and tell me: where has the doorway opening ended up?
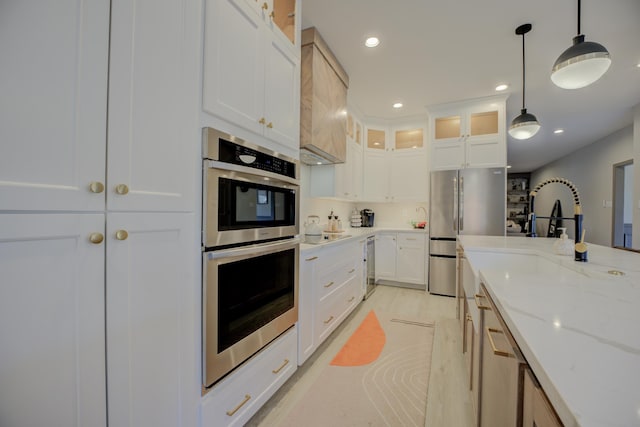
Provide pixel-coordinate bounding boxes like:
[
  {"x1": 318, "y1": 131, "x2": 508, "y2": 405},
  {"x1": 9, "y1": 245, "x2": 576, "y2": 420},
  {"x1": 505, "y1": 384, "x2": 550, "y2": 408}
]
[{"x1": 612, "y1": 160, "x2": 633, "y2": 248}]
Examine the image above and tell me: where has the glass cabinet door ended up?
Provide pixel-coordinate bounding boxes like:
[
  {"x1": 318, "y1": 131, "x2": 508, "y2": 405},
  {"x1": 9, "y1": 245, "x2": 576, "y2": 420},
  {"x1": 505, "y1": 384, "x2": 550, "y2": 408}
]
[
  {"x1": 434, "y1": 115, "x2": 461, "y2": 140},
  {"x1": 272, "y1": 0, "x2": 296, "y2": 45},
  {"x1": 367, "y1": 128, "x2": 386, "y2": 150},
  {"x1": 469, "y1": 110, "x2": 498, "y2": 137},
  {"x1": 395, "y1": 128, "x2": 423, "y2": 150}
]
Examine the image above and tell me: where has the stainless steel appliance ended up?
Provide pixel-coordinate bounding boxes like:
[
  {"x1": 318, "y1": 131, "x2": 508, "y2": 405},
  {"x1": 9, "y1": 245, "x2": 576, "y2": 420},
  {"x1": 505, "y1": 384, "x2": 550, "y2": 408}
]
[
  {"x1": 202, "y1": 239, "x2": 299, "y2": 388},
  {"x1": 429, "y1": 168, "x2": 505, "y2": 296},
  {"x1": 201, "y1": 127, "x2": 300, "y2": 389},
  {"x1": 364, "y1": 236, "x2": 375, "y2": 298},
  {"x1": 202, "y1": 127, "x2": 299, "y2": 248},
  {"x1": 360, "y1": 209, "x2": 375, "y2": 227}
]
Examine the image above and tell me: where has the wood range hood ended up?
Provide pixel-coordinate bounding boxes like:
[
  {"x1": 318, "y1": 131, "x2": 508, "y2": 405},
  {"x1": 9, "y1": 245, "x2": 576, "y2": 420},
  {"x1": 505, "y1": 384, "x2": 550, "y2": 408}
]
[{"x1": 300, "y1": 27, "x2": 349, "y2": 165}]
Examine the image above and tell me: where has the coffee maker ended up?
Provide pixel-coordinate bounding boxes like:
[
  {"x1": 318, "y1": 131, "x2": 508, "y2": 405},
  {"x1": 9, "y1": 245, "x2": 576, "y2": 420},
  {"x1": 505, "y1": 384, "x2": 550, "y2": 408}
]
[{"x1": 360, "y1": 209, "x2": 375, "y2": 227}]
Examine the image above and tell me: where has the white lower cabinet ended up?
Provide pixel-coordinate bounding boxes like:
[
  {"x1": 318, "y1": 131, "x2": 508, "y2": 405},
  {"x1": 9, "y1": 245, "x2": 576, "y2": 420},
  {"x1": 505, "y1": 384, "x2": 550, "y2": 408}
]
[
  {"x1": 0, "y1": 214, "x2": 107, "y2": 427},
  {"x1": 376, "y1": 232, "x2": 427, "y2": 286},
  {"x1": 106, "y1": 212, "x2": 198, "y2": 427},
  {"x1": 298, "y1": 240, "x2": 364, "y2": 365},
  {"x1": 201, "y1": 327, "x2": 298, "y2": 427}
]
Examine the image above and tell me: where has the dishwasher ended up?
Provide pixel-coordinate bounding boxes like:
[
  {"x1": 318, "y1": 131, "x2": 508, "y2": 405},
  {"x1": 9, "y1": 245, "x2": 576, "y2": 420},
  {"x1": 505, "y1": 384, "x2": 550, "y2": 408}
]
[{"x1": 364, "y1": 236, "x2": 375, "y2": 299}]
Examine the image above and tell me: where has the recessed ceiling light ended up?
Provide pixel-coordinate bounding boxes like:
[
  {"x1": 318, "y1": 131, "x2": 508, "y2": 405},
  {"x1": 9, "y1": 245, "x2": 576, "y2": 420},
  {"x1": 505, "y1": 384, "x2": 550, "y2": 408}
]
[
  {"x1": 393, "y1": 102, "x2": 403, "y2": 109},
  {"x1": 495, "y1": 84, "x2": 509, "y2": 91},
  {"x1": 554, "y1": 129, "x2": 564, "y2": 134},
  {"x1": 365, "y1": 37, "x2": 380, "y2": 48},
  {"x1": 506, "y1": 165, "x2": 512, "y2": 169},
  {"x1": 636, "y1": 62, "x2": 640, "y2": 68}
]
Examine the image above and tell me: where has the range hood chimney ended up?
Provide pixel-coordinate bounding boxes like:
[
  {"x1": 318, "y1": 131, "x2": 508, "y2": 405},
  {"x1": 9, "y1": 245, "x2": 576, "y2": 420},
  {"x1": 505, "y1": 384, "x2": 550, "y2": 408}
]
[{"x1": 300, "y1": 27, "x2": 349, "y2": 165}]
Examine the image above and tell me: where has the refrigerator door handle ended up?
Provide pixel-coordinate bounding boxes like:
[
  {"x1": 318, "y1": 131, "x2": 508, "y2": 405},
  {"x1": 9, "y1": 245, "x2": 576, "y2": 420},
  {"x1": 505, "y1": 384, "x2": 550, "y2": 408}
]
[
  {"x1": 459, "y1": 176, "x2": 464, "y2": 231},
  {"x1": 453, "y1": 176, "x2": 458, "y2": 231}
]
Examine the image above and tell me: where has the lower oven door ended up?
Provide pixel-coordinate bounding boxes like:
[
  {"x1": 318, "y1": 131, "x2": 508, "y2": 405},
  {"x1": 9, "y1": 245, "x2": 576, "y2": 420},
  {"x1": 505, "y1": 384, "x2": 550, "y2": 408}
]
[{"x1": 202, "y1": 238, "x2": 299, "y2": 388}]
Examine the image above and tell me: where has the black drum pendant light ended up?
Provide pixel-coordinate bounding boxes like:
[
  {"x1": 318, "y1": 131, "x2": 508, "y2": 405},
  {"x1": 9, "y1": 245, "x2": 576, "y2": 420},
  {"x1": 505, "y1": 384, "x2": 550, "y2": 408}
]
[
  {"x1": 509, "y1": 23, "x2": 540, "y2": 140},
  {"x1": 551, "y1": 0, "x2": 611, "y2": 89}
]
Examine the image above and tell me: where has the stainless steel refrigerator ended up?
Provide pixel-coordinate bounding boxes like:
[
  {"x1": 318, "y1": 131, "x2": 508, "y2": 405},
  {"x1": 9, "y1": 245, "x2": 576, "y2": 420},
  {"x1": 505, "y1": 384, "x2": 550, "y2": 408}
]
[{"x1": 429, "y1": 168, "x2": 506, "y2": 296}]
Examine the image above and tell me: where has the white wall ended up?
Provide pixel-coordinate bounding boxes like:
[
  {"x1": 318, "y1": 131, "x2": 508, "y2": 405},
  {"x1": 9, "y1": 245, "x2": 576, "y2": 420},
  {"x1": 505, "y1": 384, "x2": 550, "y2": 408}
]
[
  {"x1": 530, "y1": 126, "x2": 634, "y2": 246},
  {"x1": 634, "y1": 104, "x2": 640, "y2": 250}
]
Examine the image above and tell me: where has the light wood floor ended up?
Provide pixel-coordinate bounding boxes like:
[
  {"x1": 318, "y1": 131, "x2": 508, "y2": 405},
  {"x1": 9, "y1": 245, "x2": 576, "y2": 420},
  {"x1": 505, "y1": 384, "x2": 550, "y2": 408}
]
[{"x1": 246, "y1": 285, "x2": 476, "y2": 427}]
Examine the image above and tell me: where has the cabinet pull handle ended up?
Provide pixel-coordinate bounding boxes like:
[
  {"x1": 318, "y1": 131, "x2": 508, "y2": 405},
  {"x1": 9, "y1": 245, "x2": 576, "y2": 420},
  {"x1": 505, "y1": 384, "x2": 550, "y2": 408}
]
[
  {"x1": 89, "y1": 233, "x2": 104, "y2": 244},
  {"x1": 348, "y1": 296, "x2": 355, "y2": 302},
  {"x1": 115, "y1": 230, "x2": 129, "y2": 241},
  {"x1": 261, "y1": 2, "x2": 268, "y2": 10},
  {"x1": 269, "y1": 11, "x2": 275, "y2": 19},
  {"x1": 89, "y1": 181, "x2": 105, "y2": 194},
  {"x1": 474, "y1": 293, "x2": 491, "y2": 310},
  {"x1": 405, "y1": 237, "x2": 417, "y2": 241},
  {"x1": 348, "y1": 268, "x2": 355, "y2": 274},
  {"x1": 115, "y1": 184, "x2": 129, "y2": 195},
  {"x1": 323, "y1": 315, "x2": 334, "y2": 324},
  {"x1": 272, "y1": 358, "x2": 289, "y2": 374},
  {"x1": 305, "y1": 256, "x2": 318, "y2": 261},
  {"x1": 466, "y1": 314, "x2": 472, "y2": 322},
  {"x1": 266, "y1": 122, "x2": 273, "y2": 129},
  {"x1": 486, "y1": 327, "x2": 512, "y2": 358},
  {"x1": 324, "y1": 281, "x2": 334, "y2": 288},
  {"x1": 226, "y1": 394, "x2": 251, "y2": 416},
  {"x1": 259, "y1": 117, "x2": 266, "y2": 124}
]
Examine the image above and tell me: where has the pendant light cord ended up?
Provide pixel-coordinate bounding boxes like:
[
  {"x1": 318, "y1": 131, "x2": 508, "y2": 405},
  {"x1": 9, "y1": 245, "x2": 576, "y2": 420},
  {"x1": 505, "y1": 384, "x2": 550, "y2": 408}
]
[
  {"x1": 577, "y1": 0, "x2": 581, "y2": 35},
  {"x1": 521, "y1": 32, "x2": 526, "y2": 110}
]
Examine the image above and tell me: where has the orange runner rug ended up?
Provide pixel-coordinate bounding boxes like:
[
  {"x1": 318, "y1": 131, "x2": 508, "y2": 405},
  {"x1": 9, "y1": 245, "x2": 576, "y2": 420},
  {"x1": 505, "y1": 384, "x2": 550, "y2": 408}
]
[{"x1": 330, "y1": 310, "x2": 386, "y2": 366}]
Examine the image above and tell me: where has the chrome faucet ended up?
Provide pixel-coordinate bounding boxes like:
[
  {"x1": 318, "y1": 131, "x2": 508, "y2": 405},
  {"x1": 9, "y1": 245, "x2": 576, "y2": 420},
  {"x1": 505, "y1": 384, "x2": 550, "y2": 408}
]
[{"x1": 527, "y1": 177, "x2": 587, "y2": 262}]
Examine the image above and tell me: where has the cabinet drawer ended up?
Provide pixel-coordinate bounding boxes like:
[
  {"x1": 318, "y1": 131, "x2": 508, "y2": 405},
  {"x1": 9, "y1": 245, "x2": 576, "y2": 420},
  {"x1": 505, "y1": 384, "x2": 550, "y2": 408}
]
[
  {"x1": 316, "y1": 257, "x2": 359, "y2": 302},
  {"x1": 201, "y1": 327, "x2": 297, "y2": 427},
  {"x1": 315, "y1": 274, "x2": 361, "y2": 343},
  {"x1": 397, "y1": 233, "x2": 425, "y2": 247}
]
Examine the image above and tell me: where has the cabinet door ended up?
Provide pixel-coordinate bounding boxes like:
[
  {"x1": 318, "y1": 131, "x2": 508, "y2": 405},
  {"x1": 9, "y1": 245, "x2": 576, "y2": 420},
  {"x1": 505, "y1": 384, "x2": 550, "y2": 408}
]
[
  {"x1": 264, "y1": 36, "x2": 300, "y2": 151},
  {"x1": 203, "y1": 0, "x2": 265, "y2": 137},
  {"x1": 349, "y1": 141, "x2": 364, "y2": 200},
  {"x1": 0, "y1": 0, "x2": 109, "y2": 212},
  {"x1": 108, "y1": 0, "x2": 198, "y2": 213},
  {"x1": 390, "y1": 151, "x2": 428, "y2": 202},
  {"x1": 431, "y1": 141, "x2": 465, "y2": 171},
  {"x1": 395, "y1": 233, "x2": 426, "y2": 284},
  {"x1": 465, "y1": 138, "x2": 506, "y2": 168},
  {"x1": 363, "y1": 150, "x2": 389, "y2": 202},
  {"x1": 0, "y1": 214, "x2": 106, "y2": 427},
  {"x1": 106, "y1": 212, "x2": 197, "y2": 427},
  {"x1": 298, "y1": 251, "x2": 318, "y2": 365},
  {"x1": 375, "y1": 233, "x2": 397, "y2": 280}
]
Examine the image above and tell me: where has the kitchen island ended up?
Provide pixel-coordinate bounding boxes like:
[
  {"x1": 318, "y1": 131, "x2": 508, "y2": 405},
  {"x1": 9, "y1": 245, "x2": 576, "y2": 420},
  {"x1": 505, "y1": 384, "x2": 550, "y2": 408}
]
[{"x1": 458, "y1": 235, "x2": 640, "y2": 427}]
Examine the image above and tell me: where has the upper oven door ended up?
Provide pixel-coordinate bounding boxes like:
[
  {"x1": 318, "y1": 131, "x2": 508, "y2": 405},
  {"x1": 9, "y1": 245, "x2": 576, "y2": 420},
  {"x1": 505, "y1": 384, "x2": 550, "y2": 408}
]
[{"x1": 203, "y1": 162, "x2": 299, "y2": 248}]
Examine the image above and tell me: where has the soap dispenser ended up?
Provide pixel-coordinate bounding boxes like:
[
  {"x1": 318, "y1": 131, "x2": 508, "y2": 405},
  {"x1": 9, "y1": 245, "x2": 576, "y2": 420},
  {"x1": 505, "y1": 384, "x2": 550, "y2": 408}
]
[{"x1": 553, "y1": 228, "x2": 574, "y2": 256}]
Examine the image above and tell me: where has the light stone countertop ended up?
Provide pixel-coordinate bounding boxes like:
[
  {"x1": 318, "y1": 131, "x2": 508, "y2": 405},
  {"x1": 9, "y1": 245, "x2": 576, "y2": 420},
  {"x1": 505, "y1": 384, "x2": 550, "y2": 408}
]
[
  {"x1": 299, "y1": 227, "x2": 428, "y2": 251},
  {"x1": 458, "y1": 235, "x2": 640, "y2": 427}
]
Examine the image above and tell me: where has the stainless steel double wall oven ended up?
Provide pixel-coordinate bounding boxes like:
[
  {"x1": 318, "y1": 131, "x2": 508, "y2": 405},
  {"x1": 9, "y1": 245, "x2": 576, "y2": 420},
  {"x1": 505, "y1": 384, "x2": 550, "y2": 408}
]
[{"x1": 201, "y1": 128, "x2": 300, "y2": 389}]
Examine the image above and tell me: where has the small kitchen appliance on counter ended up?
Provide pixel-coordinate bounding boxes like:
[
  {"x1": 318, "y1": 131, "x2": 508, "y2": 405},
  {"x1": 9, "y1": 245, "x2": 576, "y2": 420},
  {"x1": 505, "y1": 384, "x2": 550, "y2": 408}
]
[{"x1": 360, "y1": 209, "x2": 375, "y2": 227}]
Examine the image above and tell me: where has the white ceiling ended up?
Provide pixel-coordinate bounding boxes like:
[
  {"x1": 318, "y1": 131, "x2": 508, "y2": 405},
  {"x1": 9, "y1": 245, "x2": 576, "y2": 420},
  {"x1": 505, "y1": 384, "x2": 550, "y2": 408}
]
[{"x1": 301, "y1": 0, "x2": 640, "y2": 172}]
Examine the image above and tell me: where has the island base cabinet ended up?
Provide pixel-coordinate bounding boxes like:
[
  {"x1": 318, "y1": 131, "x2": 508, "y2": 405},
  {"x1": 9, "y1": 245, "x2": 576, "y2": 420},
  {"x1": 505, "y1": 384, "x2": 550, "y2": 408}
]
[
  {"x1": 201, "y1": 327, "x2": 297, "y2": 427},
  {"x1": 479, "y1": 284, "x2": 526, "y2": 427},
  {"x1": 523, "y1": 368, "x2": 563, "y2": 427}
]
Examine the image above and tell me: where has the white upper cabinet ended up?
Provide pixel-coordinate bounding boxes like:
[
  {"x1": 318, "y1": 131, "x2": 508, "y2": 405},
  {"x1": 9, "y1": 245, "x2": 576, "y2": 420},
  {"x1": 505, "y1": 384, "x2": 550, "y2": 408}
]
[
  {"x1": 0, "y1": 0, "x2": 109, "y2": 212},
  {"x1": 429, "y1": 95, "x2": 507, "y2": 171},
  {"x1": 203, "y1": 0, "x2": 300, "y2": 153},
  {"x1": 363, "y1": 123, "x2": 428, "y2": 202},
  {"x1": 107, "y1": 0, "x2": 199, "y2": 212}
]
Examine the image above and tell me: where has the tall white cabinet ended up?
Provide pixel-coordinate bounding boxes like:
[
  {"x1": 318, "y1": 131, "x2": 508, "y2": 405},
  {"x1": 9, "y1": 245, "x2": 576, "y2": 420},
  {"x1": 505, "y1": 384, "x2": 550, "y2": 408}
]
[{"x1": 0, "y1": 1, "x2": 200, "y2": 426}]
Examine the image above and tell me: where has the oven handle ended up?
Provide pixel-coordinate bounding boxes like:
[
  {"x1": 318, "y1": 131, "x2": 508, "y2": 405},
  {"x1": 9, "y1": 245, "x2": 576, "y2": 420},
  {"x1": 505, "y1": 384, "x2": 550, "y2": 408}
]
[
  {"x1": 204, "y1": 159, "x2": 300, "y2": 187},
  {"x1": 205, "y1": 238, "x2": 301, "y2": 260}
]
